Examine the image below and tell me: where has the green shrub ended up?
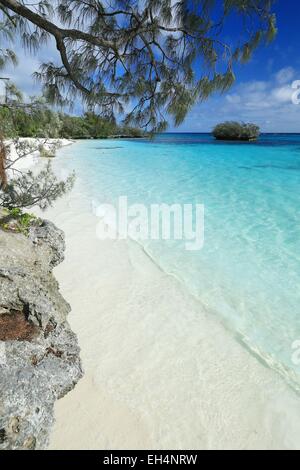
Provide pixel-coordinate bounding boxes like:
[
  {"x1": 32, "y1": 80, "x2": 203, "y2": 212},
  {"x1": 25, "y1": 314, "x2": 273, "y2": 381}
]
[
  {"x1": 0, "y1": 208, "x2": 41, "y2": 235},
  {"x1": 212, "y1": 121, "x2": 260, "y2": 141}
]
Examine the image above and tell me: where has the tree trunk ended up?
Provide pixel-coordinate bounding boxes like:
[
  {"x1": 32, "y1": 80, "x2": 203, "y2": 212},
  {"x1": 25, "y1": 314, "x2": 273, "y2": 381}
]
[{"x1": 0, "y1": 135, "x2": 7, "y2": 188}]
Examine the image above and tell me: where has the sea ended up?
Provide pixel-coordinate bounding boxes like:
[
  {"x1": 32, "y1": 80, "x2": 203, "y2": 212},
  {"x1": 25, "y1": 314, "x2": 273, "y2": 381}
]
[{"x1": 57, "y1": 133, "x2": 300, "y2": 391}]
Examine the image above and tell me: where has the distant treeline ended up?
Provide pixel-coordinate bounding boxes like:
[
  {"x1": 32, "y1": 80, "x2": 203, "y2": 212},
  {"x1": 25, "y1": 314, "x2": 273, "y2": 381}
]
[{"x1": 0, "y1": 104, "x2": 144, "y2": 140}]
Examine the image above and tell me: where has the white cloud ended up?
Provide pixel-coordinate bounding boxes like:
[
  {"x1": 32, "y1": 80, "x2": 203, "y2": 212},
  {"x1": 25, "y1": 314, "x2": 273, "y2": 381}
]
[
  {"x1": 172, "y1": 66, "x2": 300, "y2": 133},
  {"x1": 271, "y1": 85, "x2": 294, "y2": 103},
  {"x1": 0, "y1": 38, "x2": 59, "y2": 99},
  {"x1": 275, "y1": 66, "x2": 295, "y2": 84},
  {"x1": 242, "y1": 81, "x2": 268, "y2": 92},
  {"x1": 226, "y1": 94, "x2": 241, "y2": 104},
  {"x1": 223, "y1": 71, "x2": 298, "y2": 112},
  {"x1": 2, "y1": 54, "x2": 41, "y2": 99}
]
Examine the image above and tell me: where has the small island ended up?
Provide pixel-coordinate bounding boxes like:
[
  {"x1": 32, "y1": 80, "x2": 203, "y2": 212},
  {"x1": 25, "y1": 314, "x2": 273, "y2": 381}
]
[{"x1": 212, "y1": 121, "x2": 260, "y2": 141}]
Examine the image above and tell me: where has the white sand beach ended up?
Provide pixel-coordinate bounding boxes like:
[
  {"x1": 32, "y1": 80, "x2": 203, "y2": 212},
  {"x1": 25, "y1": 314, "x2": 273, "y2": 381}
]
[
  {"x1": 30, "y1": 148, "x2": 300, "y2": 451},
  {"x1": 6, "y1": 138, "x2": 74, "y2": 173}
]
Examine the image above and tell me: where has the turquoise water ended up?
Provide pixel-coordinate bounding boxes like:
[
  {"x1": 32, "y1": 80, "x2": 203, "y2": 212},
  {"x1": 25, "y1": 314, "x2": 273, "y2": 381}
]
[{"x1": 59, "y1": 134, "x2": 300, "y2": 390}]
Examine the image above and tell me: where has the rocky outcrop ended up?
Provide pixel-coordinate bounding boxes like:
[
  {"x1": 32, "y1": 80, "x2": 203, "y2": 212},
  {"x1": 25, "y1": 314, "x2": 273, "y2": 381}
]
[{"x1": 0, "y1": 220, "x2": 83, "y2": 450}]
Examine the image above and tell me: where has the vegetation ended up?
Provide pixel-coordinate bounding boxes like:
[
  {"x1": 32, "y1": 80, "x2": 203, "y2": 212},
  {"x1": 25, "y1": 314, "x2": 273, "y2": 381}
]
[
  {"x1": 59, "y1": 112, "x2": 144, "y2": 139},
  {"x1": 0, "y1": 98, "x2": 144, "y2": 140},
  {"x1": 1, "y1": 160, "x2": 75, "y2": 211},
  {"x1": 0, "y1": 207, "x2": 42, "y2": 235},
  {"x1": 0, "y1": 82, "x2": 142, "y2": 217},
  {"x1": 0, "y1": 137, "x2": 75, "y2": 214},
  {"x1": 212, "y1": 122, "x2": 260, "y2": 141},
  {"x1": 0, "y1": 1, "x2": 277, "y2": 217},
  {"x1": 0, "y1": 1, "x2": 277, "y2": 133}
]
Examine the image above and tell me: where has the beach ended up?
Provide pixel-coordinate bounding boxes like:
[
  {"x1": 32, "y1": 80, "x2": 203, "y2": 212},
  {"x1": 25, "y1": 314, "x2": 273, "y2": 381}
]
[
  {"x1": 30, "y1": 141, "x2": 300, "y2": 450},
  {"x1": 0, "y1": 0, "x2": 299, "y2": 452},
  {"x1": 6, "y1": 138, "x2": 75, "y2": 173}
]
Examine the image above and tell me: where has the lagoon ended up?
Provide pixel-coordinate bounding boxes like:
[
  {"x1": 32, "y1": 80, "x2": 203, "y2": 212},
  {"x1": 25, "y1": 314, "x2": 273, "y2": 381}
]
[{"x1": 57, "y1": 133, "x2": 300, "y2": 391}]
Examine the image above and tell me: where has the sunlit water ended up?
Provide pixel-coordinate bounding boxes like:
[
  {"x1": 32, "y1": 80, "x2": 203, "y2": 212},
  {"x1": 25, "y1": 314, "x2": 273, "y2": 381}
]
[{"x1": 58, "y1": 133, "x2": 300, "y2": 391}]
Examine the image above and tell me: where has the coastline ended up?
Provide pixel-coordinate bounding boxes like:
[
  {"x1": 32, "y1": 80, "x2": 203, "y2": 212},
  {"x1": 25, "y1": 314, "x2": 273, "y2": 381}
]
[{"x1": 33, "y1": 148, "x2": 300, "y2": 450}]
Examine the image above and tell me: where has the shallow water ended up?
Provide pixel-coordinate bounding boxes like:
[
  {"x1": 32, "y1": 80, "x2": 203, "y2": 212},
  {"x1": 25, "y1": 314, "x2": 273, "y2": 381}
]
[{"x1": 57, "y1": 134, "x2": 300, "y2": 391}]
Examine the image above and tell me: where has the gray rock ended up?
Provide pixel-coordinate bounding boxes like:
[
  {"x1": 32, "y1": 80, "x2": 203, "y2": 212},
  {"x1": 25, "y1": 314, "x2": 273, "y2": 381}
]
[
  {"x1": 29, "y1": 220, "x2": 66, "y2": 268},
  {"x1": 0, "y1": 220, "x2": 83, "y2": 450}
]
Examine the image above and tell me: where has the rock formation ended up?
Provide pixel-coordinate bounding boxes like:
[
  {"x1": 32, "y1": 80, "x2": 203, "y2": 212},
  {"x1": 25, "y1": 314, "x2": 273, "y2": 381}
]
[{"x1": 0, "y1": 220, "x2": 83, "y2": 450}]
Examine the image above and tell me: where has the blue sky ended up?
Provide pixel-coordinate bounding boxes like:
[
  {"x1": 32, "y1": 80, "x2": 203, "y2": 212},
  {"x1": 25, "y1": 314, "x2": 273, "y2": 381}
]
[
  {"x1": 1, "y1": 0, "x2": 300, "y2": 132},
  {"x1": 172, "y1": 0, "x2": 300, "y2": 132}
]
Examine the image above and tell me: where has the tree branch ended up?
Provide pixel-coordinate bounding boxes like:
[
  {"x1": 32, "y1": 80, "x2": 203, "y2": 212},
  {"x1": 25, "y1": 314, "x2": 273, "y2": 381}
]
[{"x1": 0, "y1": 0, "x2": 116, "y2": 49}]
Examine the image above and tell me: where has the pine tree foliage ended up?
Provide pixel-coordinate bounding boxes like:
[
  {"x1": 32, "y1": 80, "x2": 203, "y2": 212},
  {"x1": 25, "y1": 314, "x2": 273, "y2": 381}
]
[
  {"x1": 0, "y1": 0, "x2": 276, "y2": 132},
  {"x1": 0, "y1": 13, "x2": 17, "y2": 70},
  {"x1": 0, "y1": 137, "x2": 75, "y2": 210},
  {"x1": 0, "y1": 160, "x2": 75, "y2": 210}
]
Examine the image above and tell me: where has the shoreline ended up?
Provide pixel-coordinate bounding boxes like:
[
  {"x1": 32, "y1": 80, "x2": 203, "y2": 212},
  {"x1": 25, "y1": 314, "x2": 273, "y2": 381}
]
[{"x1": 33, "y1": 148, "x2": 300, "y2": 450}]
